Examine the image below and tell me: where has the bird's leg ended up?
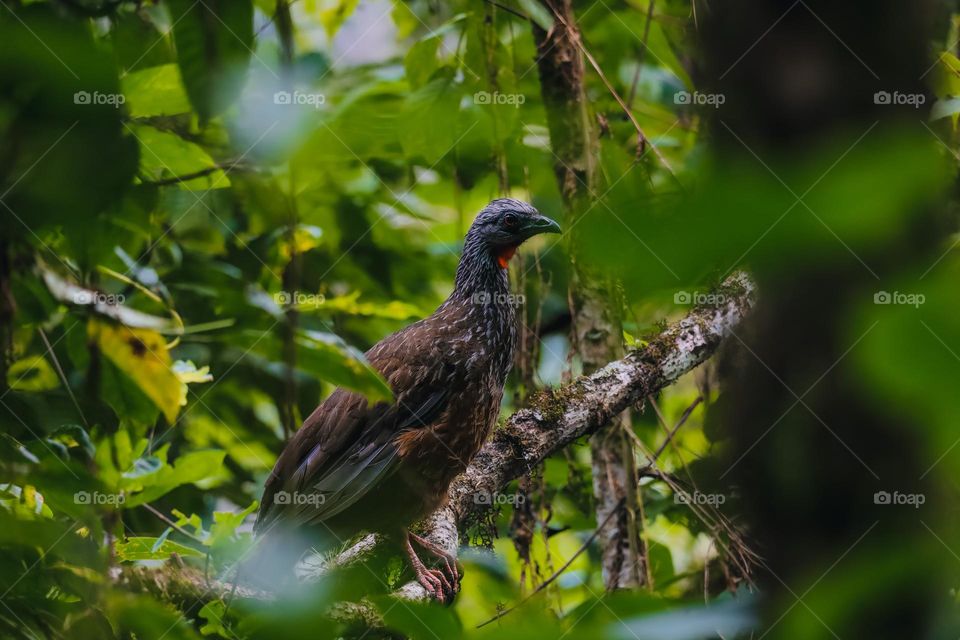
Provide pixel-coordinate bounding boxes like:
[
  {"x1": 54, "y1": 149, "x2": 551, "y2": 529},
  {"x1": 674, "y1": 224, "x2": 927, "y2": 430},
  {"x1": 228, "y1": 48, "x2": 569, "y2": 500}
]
[
  {"x1": 403, "y1": 531, "x2": 453, "y2": 602},
  {"x1": 408, "y1": 531, "x2": 461, "y2": 587}
]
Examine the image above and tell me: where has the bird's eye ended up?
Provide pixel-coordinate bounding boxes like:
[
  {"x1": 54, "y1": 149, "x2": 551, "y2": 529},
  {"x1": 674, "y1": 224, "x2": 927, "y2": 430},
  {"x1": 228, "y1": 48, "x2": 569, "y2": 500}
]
[{"x1": 503, "y1": 213, "x2": 518, "y2": 228}]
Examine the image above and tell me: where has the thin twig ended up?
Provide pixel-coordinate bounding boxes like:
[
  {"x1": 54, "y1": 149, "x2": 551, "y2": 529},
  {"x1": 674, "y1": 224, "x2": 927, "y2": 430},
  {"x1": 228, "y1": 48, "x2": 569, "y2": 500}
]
[
  {"x1": 545, "y1": 4, "x2": 683, "y2": 187},
  {"x1": 141, "y1": 162, "x2": 250, "y2": 187},
  {"x1": 639, "y1": 395, "x2": 702, "y2": 474},
  {"x1": 480, "y1": 0, "x2": 529, "y2": 20},
  {"x1": 39, "y1": 328, "x2": 88, "y2": 428},
  {"x1": 142, "y1": 504, "x2": 207, "y2": 545},
  {"x1": 627, "y1": 0, "x2": 656, "y2": 109},
  {"x1": 476, "y1": 497, "x2": 625, "y2": 628}
]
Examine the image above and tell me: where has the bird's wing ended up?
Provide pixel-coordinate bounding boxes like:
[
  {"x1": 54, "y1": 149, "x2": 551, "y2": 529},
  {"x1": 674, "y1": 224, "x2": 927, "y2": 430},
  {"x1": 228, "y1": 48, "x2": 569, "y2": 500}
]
[{"x1": 255, "y1": 323, "x2": 453, "y2": 533}]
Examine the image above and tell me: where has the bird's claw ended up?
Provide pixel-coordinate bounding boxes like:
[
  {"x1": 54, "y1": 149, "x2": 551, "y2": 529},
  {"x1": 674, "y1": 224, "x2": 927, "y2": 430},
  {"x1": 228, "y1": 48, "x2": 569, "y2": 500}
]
[
  {"x1": 405, "y1": 532, "x2": 460, "y2": 604},
  {"x1": 415, "y1": 567, "x2": 455, "y2": 603},
  {"x1": 409, "y1": 532, "x2": 461, "y2": 594}
]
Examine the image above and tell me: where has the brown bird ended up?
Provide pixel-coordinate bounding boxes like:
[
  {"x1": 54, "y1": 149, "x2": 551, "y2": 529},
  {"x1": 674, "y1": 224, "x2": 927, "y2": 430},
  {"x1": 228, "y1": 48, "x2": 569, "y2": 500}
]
[{"x1": 254, "y1": 198, "x2": 560, "y2": 600}]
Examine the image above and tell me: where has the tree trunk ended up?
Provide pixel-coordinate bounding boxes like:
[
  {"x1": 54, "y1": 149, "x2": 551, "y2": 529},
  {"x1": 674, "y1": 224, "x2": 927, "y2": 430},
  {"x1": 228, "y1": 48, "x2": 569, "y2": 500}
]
[
  {"x1": 532, "y1": 0, "x2": 644, "y2": 589},
  {"x1": 702, "y1": 0, "x2": 943, "y2": 636}
]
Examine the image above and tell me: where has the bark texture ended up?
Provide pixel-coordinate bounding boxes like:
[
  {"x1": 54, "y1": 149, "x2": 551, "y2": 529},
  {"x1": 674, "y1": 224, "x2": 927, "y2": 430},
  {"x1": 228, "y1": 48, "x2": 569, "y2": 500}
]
[{"x1": 532, "y1": 0, "x2": 643, "y2": 589}]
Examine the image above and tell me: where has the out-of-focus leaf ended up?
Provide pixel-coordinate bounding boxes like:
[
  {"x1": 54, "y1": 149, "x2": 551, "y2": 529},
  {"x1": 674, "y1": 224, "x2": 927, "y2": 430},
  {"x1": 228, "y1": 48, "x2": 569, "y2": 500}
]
[
  {"x1": 6, "y1": 355, "x2": 58, "y2": 392},
  {"x1": 375, "y1": 597, "x2": 461, "y2": 640},
  {"x1": 121, "y1": 449, "x2": 226, "y2": 506},
  {"x1": 932, "y1": 51, "x2": 960, "y2": 99},
  {"x1": 101, "y1": 357, "x2": 163, "y2": 426},
  {"x1": 48, "y1": 424, "x2": 96, "y2": 459},
  {"x1": 115, "y1": 536, "x2": 204, "y2": 561},
  {"x1": 199, "y1": 600, "x2": 230, "y2": 637},
  {"x1": 107, "y1": 592, "x2": 204, "y2": 640},
  {"x1": 930, "y1": 97, "x2": 960, "y2": 125},
  {"x1": 130, "y1": 123, "x2": 230, "y2": 189},
  {"x1": 122, "y1": 63, "x2": 192, "y2": 117},
  {"x1": 89, "y1": 318, "x2": 182, "y2": 423},
  {"x1": 0, "y1": 484, "x2": 54, "y2": 519},
  {"x1": 516, "y1": 0, "x2": 554, "y2": 31},
  {"x1": 0, "y1": 5, "x2": 139, "y2": 234},
  {"x1": 319, "y1": 0, "x2": 360, "y2": 39},
  {"x1": 276, "y1": 224, "x2": 324, "y2": 259},
  {"x1": 612, "y1": 598, "x2": 757, "y2": 640},
  {"x1": 295, "y1": 330, "x2": 393, "y2": 402},
  {"x1": 314, "y1": 291, "x2": 424, "y2": 319},
  {"x1": 173, "y1": 360, "x2": 214, "y2": 386},
  {"x1": 405, "y1": 36, "x2": 440, "y2": 89},
  {"x1": 167, "y1": 0, "x2": 254, "y2": 121},
  {"x1": 580, "y1": 129, "x2": 949, "y2": 293},
  {"x1": 41, "y1": 266, "x2": 173, "y2": 331},
  {"x1": 399, "y1": 74, "x2": 463, "y2": 164},
  {"x1": 207, "y1": 501, "x2": 257, "y2": 550}
]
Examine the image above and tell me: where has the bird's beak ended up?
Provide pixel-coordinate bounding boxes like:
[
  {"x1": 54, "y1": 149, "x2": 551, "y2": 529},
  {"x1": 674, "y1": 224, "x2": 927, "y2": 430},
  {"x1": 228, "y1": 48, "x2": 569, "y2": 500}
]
[{"x1": 521, "y1": 214, "x2": 562, "y2": 238}]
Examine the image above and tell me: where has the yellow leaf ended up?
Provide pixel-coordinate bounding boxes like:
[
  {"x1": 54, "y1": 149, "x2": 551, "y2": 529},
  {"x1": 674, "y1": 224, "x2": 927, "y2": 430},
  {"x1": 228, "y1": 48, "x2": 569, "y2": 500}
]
[
  {"x1": 88, "y1": 319, "x2": 183, "y2": 424},
  {"x1": 7, "y1": 354, "x2": 59, "y2": 391}
]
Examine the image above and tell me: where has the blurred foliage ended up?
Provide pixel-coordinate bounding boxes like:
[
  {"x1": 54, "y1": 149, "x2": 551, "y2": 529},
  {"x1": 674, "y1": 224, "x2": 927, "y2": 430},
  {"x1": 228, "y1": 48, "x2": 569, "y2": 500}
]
[{"x1": 0, "y1": 0, "x2": 959, "y2": 639}]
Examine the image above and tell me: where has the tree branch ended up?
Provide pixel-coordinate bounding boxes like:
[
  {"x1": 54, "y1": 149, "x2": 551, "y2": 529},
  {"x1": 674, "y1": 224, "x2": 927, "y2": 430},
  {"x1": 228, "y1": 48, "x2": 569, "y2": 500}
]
[
  {"x1": 115, "y1": 272, "x2": 755, "y2": 608},
  {"x1": 298, "y1": 271, "x2": 755, "y2": 594}
]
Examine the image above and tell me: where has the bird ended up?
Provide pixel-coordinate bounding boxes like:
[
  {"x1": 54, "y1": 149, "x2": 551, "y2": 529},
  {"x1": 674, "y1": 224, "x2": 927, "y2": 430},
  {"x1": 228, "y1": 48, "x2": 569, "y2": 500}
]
[{"x1": 253, "y1": 198, "x2": 561, "y2": 600}]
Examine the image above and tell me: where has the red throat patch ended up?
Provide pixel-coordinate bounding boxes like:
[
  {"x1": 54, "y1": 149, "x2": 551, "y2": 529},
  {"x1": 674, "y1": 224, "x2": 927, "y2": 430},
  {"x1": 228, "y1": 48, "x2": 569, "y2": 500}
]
[{"x1": 496, "y1": 246, "x2": 517, "y2": 269}]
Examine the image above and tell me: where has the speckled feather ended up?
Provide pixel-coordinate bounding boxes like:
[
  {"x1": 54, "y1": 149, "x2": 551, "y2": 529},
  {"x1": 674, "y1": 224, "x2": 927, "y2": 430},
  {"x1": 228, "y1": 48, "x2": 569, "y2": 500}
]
[{"x1": 255, "y1": 199, "x2": 543, "y2": 546}]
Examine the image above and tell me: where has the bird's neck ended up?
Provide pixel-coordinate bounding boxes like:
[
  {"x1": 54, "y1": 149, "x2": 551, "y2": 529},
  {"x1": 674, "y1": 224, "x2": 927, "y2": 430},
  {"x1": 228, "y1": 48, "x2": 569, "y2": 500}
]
[
  {"x1": 450, "y1": 234, "x2": 512, "y2": 303},
  {"x1": 440, "y1": 233, "x2": 519, "y2": 381}
]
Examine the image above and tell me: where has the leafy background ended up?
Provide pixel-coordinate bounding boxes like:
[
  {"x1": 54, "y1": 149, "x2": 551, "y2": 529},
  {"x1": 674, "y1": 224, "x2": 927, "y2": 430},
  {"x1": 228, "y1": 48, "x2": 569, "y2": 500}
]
[{"x1": 2, "y1": 0, "x2": 960, "y2": 638}]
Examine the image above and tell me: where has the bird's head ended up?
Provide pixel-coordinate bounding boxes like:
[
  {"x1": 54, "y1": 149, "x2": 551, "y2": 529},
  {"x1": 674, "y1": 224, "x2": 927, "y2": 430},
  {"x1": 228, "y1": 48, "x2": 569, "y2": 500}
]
[{"x1": 466, "y1": 198, "x2": 561, "y2": 269}]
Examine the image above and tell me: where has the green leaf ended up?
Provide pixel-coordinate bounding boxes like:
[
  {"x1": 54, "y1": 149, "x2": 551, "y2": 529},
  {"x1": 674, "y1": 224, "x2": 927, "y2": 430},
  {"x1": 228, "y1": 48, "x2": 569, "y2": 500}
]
[
  {"x1": 319, "y1": 0, "x2": 360, "y2": 39},
  {"x1": 121, "y1": 450, "x2": 227, "y2": 506},
  {"x1": 130, "y1": 123, "x2": 230, "y2": 190},
  {"x1": 296, "y1": 331, "x2": 394, "y2": 402},
  {"x1": 198, "y1": 600, "x2": 230, "y2": 637},
  {"x1": 48, "y1": 424, "x2": 96, "y2": 459},
  {"x1": 107, "y1": 593, "x2": 203, "y2": 640},
  {"x1": 404, "y1": 36, "x2": 440, "y2": 89},
  {"x1": 207, "y1": 501, "x2": 257, "y2": 550},
  {"x1": 7, "y1": 354, "x2": 58, "y2": 391},
  {"x1": 399, "y1": 74, "x2": 463, "y2": 163},
  {"x1": 517, "y1": 0, "x2": 554, "y2": 31},
  {"x1": 122, "y1": 64, "x2": 192, "y2": 117},
  {"x1": 312, "y1": 291, "x2": 424, "y2": 320},
  {"x1": 115, "y1": 536, "x2": 204, "y2": 561},
  {"x1": 167, "y1": 0, "x2": 254, "y2": 121}
]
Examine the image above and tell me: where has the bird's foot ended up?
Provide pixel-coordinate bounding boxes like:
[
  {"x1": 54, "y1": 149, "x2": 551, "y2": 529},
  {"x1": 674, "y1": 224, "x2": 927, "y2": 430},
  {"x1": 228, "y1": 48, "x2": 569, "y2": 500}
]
[
  {"x1": 404, "y1": 532, "x2": 458, "y2": 603},
  {"x1": 409, "y1": 531, "x2": 462, "y2": 587}
]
